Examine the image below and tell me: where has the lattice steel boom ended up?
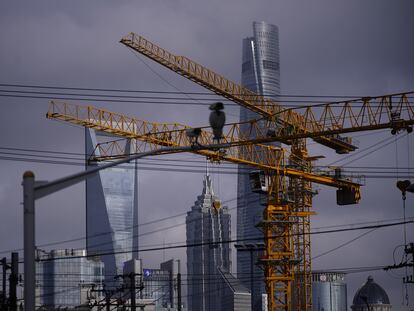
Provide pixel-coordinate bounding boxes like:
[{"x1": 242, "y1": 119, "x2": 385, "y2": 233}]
[
  {"x1": 46, "y1": 101, "x2": 360, "y2": 190},
  {"x1": 117, "y1": 33, "x2": 414, "y2": 311},
  {"x1": 46, "y1": 31, "x2": 414, "y2": 311},
  {"x1": 120, "y1": 32, "x2": 414, "y2": 153}
]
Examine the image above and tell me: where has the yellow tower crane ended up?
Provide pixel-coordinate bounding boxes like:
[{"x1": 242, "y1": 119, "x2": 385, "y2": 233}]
[{"x1": 46, "y1": 32, "x2": 414, "y2": 311}]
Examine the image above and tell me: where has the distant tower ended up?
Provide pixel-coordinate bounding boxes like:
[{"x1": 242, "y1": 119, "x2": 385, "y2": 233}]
[
  {"x1": 311, "y1": 271, "x2": 347, "y2": 311},
  {"x1": 238, "y1": 21, "x2": 280, "y2": 310},
  {"x1": 85, "y1": 129, "x2": 139, "y2": 287},
  {"x1": 186, "y1": 173, "x2": 231, "y2": 311},
  {"x1": 351, "y1": 276, "x2": 391, "y2": 311}
]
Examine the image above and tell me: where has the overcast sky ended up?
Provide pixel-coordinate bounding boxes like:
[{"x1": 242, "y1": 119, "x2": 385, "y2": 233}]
[{"x1": 0, "y1": 0, "x2": 413, "y2": 309}]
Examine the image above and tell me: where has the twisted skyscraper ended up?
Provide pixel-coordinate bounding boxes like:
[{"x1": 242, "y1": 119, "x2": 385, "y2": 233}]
[{"x1": 237, "y1": 21, "x2": 280, "y2": 310}]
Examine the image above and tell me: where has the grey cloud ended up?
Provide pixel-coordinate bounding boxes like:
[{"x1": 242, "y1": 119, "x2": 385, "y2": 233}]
[{"x1": 0, "y1": 0, "x2": 413, "y2": 308}]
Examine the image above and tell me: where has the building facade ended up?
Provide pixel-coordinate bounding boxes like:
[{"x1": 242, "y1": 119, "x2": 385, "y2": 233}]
[
  {"x1": 186, "y1": 174, "x2": 231, "y2": 311},
  {"x1": 124, "y1": 258, "x2": 182, "y2": 310},
  {"x1": 143, "y1": 260, "x2": 177, "y2": 310},
  {"x1": 237, "y1": 21, "x2": 281, "y2": 310},
  {"x1": 143, "y1": 267, "x2": 173, "y2": 309},
  {"x1": 311, "y1": 271, "x2": 347, "y2": 311},
  {"x1": 85, "y1": 129, "x2": 139, "y2": 287},
  {"x1": 36, "y1": 249, "x2": 104, "y2": 308},
  {"x1": 218, "y1": 267, "x2": 251, "y2": 311}
]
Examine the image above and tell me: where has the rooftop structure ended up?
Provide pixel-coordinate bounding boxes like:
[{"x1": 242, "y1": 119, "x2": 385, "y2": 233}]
[{"x1": 351, "y1": 276, "x2": 391, "y2": 311}]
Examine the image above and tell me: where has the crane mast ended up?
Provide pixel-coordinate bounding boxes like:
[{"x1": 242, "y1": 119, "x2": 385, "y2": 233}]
[
  {"x1": 117, "y1": 32, "x2": 414, "y2": 311},
  {"x1": 48, "y1": 100, "x2": 353, "y2": 311},
  {"x1": 46, "y1": 32, "x2": 414, "y2": 311},
  {"x1": 46, "y1": 102, "x2": 346, "y2": 311}
]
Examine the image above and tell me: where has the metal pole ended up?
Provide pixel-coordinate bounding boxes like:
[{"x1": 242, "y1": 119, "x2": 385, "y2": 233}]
[
  {"x1": 250, "y1": 249, "x2": 254, "y2": 311},
  {"x1": 1, "y1": 257, "x2": 6, "y2": 305},
  {"x1": 177, "y1": 260, "x2": 182, "y2": 311},
  {"x1": 131, "y1": 273, "x2": 136, "y2": 311},
  {"x1": 9, "y1": 252, "x2": 18, "y2": 311},
  {"x1": 23, "y1": 171, "x2": 35, "y2": 311},
  {"x1": 105, "y1": 291, "x2": 111, "y2": 311}
]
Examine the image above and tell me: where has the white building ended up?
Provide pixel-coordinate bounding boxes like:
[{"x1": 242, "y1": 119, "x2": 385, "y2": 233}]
[{"x1": 36, "y1": 249, "x2": 104, "y2": 309}]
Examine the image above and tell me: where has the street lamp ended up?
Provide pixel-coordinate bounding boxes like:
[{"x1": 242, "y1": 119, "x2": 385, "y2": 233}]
[
  {"x1": 176, "y1": 259, "x2": 181, "y2": 311},
  {"x1": 22, "y1": 141, "x2": 231, "y2": 311}
]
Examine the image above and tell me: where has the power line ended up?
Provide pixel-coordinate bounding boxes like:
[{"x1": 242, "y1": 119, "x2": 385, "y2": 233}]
[
  {"x1": 1, "y1": 88, "x2": 412, "y2": 107},
  {"x1": 2, "y1": 153, "x2": 414, "y2": 179},
  {"x1": 2, "y1": 149, "x2": 413, "y2": 175},
  {"x1": 1, "y1": 143, "x2": 412, "y2": 176},
  {"x1": 312, "y1": 228, "x2": 378, "y2": 260},
  {"x1": 328, "y1": 134, "x2": 403, "y2": 166},
  {"x1": 1, "y1": 89, "x2": 400, "y2": 106},
  {"x1": 72, "y1": 217, "x2": 414, "y2": 259},
  {"x1": 2, "y1": 143, "x2": 412, "y2": 170},
  {"x1": 2, "y1": 189, "x2": 410, "y2": 256},
  {"x1": 0, "y1": 83, "x2": 395, "y2": 98},
  {"x1": 25, "y1": 220, "x2": 414, "y2": 263}
]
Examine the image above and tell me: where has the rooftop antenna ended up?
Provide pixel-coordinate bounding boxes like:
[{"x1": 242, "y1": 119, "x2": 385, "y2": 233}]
[{"x1": 206, "y1": 157, "x2": 209, "y2": 177}]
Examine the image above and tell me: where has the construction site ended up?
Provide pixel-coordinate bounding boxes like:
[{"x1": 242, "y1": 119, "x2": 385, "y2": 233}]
[{"x1": 0, "y1": 1, "x2": 413, "y2": 311}]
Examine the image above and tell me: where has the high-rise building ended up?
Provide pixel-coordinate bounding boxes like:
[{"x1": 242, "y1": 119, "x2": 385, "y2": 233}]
[
  {"x1": 142, "y1": 259, "x2": 180, "y2": 310},
  {"x1": 237, "y1": 21, "x2": 280, "y2": 310},
  {"x1": 36, "y1": 249, "x2": 104, "y2": 308},
  {"x1": 311, "y1": 271, "x2": 347, "y2": 311},
  {"x1": 85, "y1": 129, "x2": 139, "y2": 287},
  {"x1": 186, "y1": 174, "x2": 231, "y2": 311}
]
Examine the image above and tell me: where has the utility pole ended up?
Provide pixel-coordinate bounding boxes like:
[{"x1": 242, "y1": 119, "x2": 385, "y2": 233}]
[
  {"x1": 105, "y1": 290, "x2": 111, "y2": 311},
  {"x1": 23, "y1": 171, "x2": 35, "y2": 311},
  {"x1": 177, "y1": 260, "x2": 182, "y2": 311},
  {"x1": 130, "y1": 273, "x2": 136, "y2": 311},
  {"x1": 403, "y1": 243, "x2": 414, "y2": 284},
  {"x1": 90, "y1": 285, "x2": 116, "y2": 311},
  {"x1": 1, "y1": 257, "x2": 9, "y2": 310},
  {"x1": 390, "y1": 180, "x2": 414, "y2": 303},
  {"x1": 9, "y1": 252, "x2": 18, "y2": 311},
  {"x1": 116, "y1": 271, "x2": 143, "y2": 311}
]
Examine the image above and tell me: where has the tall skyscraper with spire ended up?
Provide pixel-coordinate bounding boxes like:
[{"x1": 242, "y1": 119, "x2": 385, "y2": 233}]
[
  {"x1": 237, "y1": 21, "x2": 281, "y2": 310},
  {"x1": 186, "y1": 173, "x2": 231, "y2": 311}
]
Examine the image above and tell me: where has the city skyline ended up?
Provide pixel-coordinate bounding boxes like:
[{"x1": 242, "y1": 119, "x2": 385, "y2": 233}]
[{"x1": 0, "y1": 1, "x2": 413, "y2": 309}]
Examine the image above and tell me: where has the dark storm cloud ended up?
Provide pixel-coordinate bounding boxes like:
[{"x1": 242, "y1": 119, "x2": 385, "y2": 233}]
[{"x1": 0, "y1": 0, "x2": 413, "y2": 308}]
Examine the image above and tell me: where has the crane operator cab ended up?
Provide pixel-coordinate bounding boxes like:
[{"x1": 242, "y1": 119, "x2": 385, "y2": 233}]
[{"x1": 249, "y1": 171, "x2": 268, "y2": 194}]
